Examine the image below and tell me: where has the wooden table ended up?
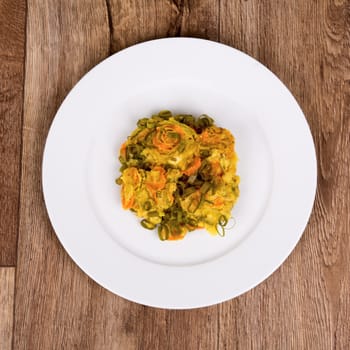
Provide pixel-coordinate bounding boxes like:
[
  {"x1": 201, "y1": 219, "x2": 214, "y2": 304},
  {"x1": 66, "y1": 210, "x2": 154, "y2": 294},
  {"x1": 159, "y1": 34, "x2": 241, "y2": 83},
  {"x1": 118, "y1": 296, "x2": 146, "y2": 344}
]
[{"x1": 1, "y1": 1, "x2": 349, "y2": 349}]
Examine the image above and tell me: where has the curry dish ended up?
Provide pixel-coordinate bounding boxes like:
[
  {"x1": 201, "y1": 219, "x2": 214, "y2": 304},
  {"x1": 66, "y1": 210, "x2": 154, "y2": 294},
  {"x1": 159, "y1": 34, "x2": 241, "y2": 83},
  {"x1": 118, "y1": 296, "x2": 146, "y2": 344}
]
[{"x1": 116, "y1": 111, "x2": 239, "y2": 240}]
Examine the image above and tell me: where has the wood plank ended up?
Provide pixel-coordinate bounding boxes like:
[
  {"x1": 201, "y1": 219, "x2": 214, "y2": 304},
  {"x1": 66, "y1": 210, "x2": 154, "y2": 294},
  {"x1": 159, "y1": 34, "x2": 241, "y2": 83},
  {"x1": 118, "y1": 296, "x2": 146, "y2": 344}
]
[
  {"x1": 108, "y1": 0, "x2": 219, "y2": 53},
  {"x1": 14, "y1": 1, "x2": 223, "y2": 348},
  {"x1": 219, "y1": 0, "x2": 259, "y2": 58},
  {"x1": 0, "y1": 268, "x2": 15, "y2": 350},
  {"x1": 14, "y1": 1, "x2": 111, "y2": 349},
  {"x1": 0, "y1": 0, "x2": 26, "y2": 266},
  {"x1": 108, "y1": 2, "x2": 221, "y2": 349},
  {"x1": 219, "y1": 0, "x2": 350, "y2": 349},
  {"x1": 107, "y1": 0, "x2": 174, "y2": 52}
]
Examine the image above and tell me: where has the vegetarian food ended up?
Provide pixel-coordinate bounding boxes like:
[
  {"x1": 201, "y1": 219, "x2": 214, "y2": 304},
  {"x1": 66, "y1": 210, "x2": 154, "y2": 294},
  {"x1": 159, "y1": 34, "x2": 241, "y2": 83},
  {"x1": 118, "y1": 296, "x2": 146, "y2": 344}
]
[{"x1": 116, "y1": 111, "x2": 239, "y2": 240}]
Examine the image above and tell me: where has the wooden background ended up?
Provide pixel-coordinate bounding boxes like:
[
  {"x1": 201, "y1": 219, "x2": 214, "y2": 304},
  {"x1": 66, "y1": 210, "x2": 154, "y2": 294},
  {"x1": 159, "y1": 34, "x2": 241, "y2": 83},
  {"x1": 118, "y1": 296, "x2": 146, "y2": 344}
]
[{"x1": 1, "y1": 0, "x2": 349, "y2": 349}]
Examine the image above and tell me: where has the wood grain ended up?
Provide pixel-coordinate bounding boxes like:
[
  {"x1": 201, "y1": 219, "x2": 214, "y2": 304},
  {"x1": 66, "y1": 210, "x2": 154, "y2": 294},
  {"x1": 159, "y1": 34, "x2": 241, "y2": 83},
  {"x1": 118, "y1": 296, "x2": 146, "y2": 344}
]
[
  {"x1": 0, "y1": 268, "x2": 15, "y2": 350},
  {"x1": 107, "y1": 0, "x2": 173, "y2": 52},
  {"x1": 13, "y1": 1, "x2": 222, "y2": 349},
  {"x1": 8, "y1": 0, "x2": 350, "y2": 349},
  {"x1": 108, "y1": 0, "x2": 219, "y2": 52},
  {"x1": 0, "y1": 0, "x2": 26, "y2": 266},
  {"x1": 13, "y1": 1, "x2": 110, "y2": 349},
  {"x1": 218, "y1": 1, "x2": 350, "y2": 349}
]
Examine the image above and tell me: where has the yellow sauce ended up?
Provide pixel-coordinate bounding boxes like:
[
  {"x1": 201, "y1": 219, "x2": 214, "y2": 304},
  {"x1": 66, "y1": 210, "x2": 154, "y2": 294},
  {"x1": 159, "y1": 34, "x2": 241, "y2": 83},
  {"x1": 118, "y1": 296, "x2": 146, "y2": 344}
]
[{"x1": 117, "y1": 111, "x2": 239, "y2": 240}]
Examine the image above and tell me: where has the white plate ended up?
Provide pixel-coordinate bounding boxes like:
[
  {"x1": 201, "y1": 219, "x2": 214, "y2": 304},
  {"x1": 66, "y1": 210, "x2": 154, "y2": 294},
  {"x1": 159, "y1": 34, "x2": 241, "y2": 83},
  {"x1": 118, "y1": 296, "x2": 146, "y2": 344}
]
[{"x1": 42, "y1": 38, "x2": 317, "y2": 309}]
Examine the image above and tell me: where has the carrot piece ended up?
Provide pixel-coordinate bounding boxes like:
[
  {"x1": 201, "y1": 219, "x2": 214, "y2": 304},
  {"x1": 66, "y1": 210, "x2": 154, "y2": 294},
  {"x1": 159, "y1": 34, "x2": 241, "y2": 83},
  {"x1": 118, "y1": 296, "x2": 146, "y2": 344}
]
[
  {"x1": 167, "y1": 234, "x2": 186, "y2": 241},
  {"x1": 145, "y1": 166, "x2": 167, "y2": 192},
  {"x1": 213, "y1": 197, "x2": 224, "y2": 208},
  {"x1": 211, "y1": 161, "x2": 223, "y2": 176},
  {"x1": 119, "y1": 142, "x2": 127, "y2": 158},
  {"x1": 152, "y1": 124, "x2": 184, "y2": 151},
  {"x1": 183, "y1": 156, "x2": 201, "y2": 176},
  {"x1": 123, "y1": 167, "x2": 141, "y2": 187},
  {"x1": 121, "y1": 185, "x2": 134, "y2": 209},
  {"x1": 152, "y1": 137, "x2": 171, "y2": 151}
]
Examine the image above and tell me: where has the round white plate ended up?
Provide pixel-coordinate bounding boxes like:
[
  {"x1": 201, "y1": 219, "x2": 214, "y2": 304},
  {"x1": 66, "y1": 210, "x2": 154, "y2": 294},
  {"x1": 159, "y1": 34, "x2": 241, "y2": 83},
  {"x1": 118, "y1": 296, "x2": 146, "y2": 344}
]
[{"x1": 42, "y1": 38, "x2": 317, "y2": 309}]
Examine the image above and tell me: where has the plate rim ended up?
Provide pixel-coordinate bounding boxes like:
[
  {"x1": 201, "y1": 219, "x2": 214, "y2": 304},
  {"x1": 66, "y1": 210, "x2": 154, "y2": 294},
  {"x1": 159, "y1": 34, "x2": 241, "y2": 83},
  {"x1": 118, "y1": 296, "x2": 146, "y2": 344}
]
[{"x1": 42, "y1": 37, "x2": 317, "y2": 309}]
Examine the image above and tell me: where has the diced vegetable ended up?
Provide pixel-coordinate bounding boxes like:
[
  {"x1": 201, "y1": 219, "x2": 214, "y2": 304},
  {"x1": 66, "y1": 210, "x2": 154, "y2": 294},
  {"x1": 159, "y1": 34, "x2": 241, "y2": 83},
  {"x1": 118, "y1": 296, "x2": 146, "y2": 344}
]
[{"x1": 117, "y1": 111, "x2": 239, "y2": 240}]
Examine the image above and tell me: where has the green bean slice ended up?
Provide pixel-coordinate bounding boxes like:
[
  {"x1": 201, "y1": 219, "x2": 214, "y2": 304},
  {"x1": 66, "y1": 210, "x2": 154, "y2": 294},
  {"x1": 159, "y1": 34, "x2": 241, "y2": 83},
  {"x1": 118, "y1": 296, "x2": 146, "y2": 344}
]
[
  {"x1": 219, "y1": 215, "x2": 228, "y2": 227},
  {"x1": 158, "y1": 110, "x2": 172, "y2": 119},
  {"x1": 141, "y1": 220, "x2": 156, "y2": 230},
  {"x1": 143, "y1": 201, "x2": 151, "y2": 211},
  {"x1": 216, "y1": 224, "x2": 225, "y2": 237},
  {"x1": 200, "y1": 182, "x2": 211, "y2": 194},
  {"x1": 158, "y1": 224, "x2": 170, "y2": 240},
  {"x1": 137, "y1": 118, "x2": 148, "y2": 128}
]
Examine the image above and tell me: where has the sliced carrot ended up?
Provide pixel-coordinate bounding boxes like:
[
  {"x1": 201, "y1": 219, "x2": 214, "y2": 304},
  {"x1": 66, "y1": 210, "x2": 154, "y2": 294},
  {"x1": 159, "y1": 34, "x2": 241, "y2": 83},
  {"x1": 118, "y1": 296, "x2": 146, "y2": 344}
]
[
  {"x1": 145, "y1": 166, "x2": 167, "y2": 192},
  {"x1": 172, "y1": 124, "x2": 186, "y2": 135},
  {"x1": 131, "y1": 168, "x2": 140, "y2": 186},
  {"x1": 183, "y1": 156, "x2": 201, "y2": 176},
  {"x1": 121, "y1": 185, "x2": 134, "y2": 209},
  {"x1": 152, "y1": 124, "x2": 184, "y2": 151},
  {"x1": 123, "y1": 167, "x2": 141, "y2": 187},
  {"x1": 168, "y1": 233, "x2": 186, "y2": 241},
  {"x1": 210, "y1": 161, "x2": 223, "y2": 176},
  {"x1": 152, "y1": 136, "x2": 172, "y2": 151},
  {"x1": 119, "y1": 142, "x2": 127, "y2": 158},
  {"x1": 213, "y1": 197, "x2": 224, "y2": 208},
  {"x1": 200, "y1": 128, "x2": 222, "y2": 145}
]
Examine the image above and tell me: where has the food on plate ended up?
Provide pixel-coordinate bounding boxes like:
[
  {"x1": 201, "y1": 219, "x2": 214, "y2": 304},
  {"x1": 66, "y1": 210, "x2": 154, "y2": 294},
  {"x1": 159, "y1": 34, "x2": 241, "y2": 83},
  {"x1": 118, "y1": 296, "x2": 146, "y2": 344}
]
[{"x1": 116, "y1": 110, "x2": 239, "y2": 240}]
